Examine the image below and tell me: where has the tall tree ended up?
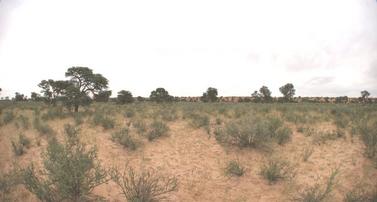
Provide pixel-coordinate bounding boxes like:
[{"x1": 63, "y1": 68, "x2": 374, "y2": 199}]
[
  {"x1": 65, "y1": 67, "x2": 109, "y2": 112},
  {"x1": 94, "y1": 90, "x2": 112, "y2": 102},
  {"x1": 259, "y1": 86, "x2": 272, "y2": 102},
  {"x1": 117, "y1": 90, "x2": 134, "y2": 104},
  {"x1": 149, "y1": 88, "x2": 172, "y2": 103},
  {"x1": 279, "y1": 83, "x2": 295, "y2": 101},
  {"x1": 361, "y1": 90, "x2": 370, "y2": 102},
  {"x1": 201, "y1": 87, "x2": 218, "y2": 102},
  {"x1": 14, "y1": 92, "x2": 25, "y2": 101}
]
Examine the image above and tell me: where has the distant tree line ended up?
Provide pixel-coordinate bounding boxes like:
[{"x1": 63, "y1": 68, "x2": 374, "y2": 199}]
[{"x1": 1, "y1": 67, "x2": 374, "y2": 108}]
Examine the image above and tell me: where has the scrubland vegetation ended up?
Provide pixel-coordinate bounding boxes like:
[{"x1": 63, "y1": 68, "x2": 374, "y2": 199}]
[{"x1": 0, "y1": 101, "x2": 376, "y2": 201}]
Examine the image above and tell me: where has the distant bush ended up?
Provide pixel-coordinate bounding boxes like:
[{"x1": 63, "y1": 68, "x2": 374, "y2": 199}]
[
  {"x1": 111, "y1": 128, "x2": 137, "y2": 150},
  {"x1": 293, "y1": 169, "x2": 339, "y2": 202},
  {"x1": 225, "y1": 160, "x2": 245, "y2": 177},
  {"x1": 117, "y1": 90, "x2": 134, "y2": 104},
  {"x1": 110, "y1": 165, "x2": 178, "y2": 202},
  {"x1": 22, "y1": 124, "x2": 109, "y2": 201},
  {"x1": 149, "y1": 88, "x2": 173, "y2": 103},
  {"x1": 201, "y1": 87, "x2": 218, "y2": 102},
  {"x1": 147, "y1": 121, "x2": 169, "y2": 141}
]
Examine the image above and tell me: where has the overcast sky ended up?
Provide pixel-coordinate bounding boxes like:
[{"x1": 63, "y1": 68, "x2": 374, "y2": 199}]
[{"x1": 0, "y1": 0, "x2": 376, "y2": 98}]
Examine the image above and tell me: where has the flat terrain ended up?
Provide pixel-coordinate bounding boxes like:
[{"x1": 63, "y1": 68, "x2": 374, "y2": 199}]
[{"x1": 0, "y1": 102, "x2": 376, "y2": 201}]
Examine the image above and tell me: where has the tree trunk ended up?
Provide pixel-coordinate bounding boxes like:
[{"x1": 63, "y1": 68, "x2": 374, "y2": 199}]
[{"x1": 74, "y1": 104, "x2": 79, "y2": 112}]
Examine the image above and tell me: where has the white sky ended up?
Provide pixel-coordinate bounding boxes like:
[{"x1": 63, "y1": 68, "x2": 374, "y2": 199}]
[{"x1": 0, "y1": 0, "x2": 377, "y2": 98}]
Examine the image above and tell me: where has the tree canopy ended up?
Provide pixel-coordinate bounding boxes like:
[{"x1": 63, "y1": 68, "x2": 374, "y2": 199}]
[
  {"x1": 149, "y1": 88, "x2": 172, "y2": 103},
  {"x1": 201, "y1": 87, "x2": 218, "y2": 102},
  {"x1": 279, "y1": 83, "x2": 295, "y2": 101}
]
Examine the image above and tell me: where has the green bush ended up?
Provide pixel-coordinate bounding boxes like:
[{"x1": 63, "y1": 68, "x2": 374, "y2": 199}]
[
  {"x1": 22, "y1": 124, "x2": 108, "y2": 202},
  {"x1": 225, "y1": 160, "x2": 245, "y2": 177},
  {"x1": 111, "y1": 128, "x2": 137, "y2": 150},
  {"x1": 110, "y1": 165, "x2": 178, "y2": 202},
  {"x1": 147, "y1": 121, "x2": 169, "y2": 141}
]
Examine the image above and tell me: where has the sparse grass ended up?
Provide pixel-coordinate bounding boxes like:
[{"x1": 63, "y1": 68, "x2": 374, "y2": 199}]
[
  {"x1": 0, "y1": 169, "x2": 22, "y2": 201},
  {"x1": 147, "y1": 120, "x2": 169, "y2": 141},
  {"x1": 293, "y1": 168, "x2": 339, "y2": 202},
  {"x1": 344, "y1": 185, "x2": 377, "y2": 202},
  {"x1": 189, "y1": 113, "x2": 210, "y2": 128},
  {"x1": 111, "y1": 128, "x2": 138, "y2": 150},
  {"x1": 225, "y1": 160, "x2": 245, "y2": 177},
  {"x1": 110, "y1": 165, "x2": 178, "y2": 202}
]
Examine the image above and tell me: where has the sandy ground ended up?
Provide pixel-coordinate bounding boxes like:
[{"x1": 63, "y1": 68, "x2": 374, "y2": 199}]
[{"x1": 0, "y1": 109, "x2": 376, "y2": 202}]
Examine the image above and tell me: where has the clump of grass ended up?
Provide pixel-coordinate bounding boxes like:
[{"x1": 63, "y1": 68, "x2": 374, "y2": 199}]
[
  {"x1": 15, "y1": 115, "x2": 30, "y2": 129},
  {"x1": 132, "y1": 119, "x2": 147, "y2": 135},
  {"x1": 293, "y1": 168, "x2": 339, "y2": 202},
  {"x1": 33, "y1": 118, "x2": 55, "y2": 137},
  {"x1": 260, "y1": 158, "x2": 293, "y2": 184},
  {"x1": 147, "y1": 121, "x2": 169, "y2": 141},
  {"x1": 124, "y1": 109, "x2": 135, "y2": 118},
  {"x1": 216, "y1": 117, "x2": 222, "y2": 125},
  {"x1": 312, "y1": 129, "x2": 344, "y2": 145},
  {"x1": 275, "y1": 126, "x2": 292, "y2": 145},
  {"x1": 344, "y1": 185, "x2": 377, "y2": 202},
  {"x1": 189, "y1": 113, "x2": 209, "y2": 128},
  {"x1": 11, "y1": 133, "x2": 31, "y2": 156},
  {"x1": 160, "y1": 108, "x2": 178, "y2": 122},
  {"x1": 302, "y1": 146, "x2": 314, "y2": 162},
  {"x1": 110, "y1": 165, "x2": 178, "y2": 202},
  {"x1": 2, "y1": 111, "x2": 14, "y2": 125},
  {"x1": 225, "y1": 160, "x2": 245, "y2": 177},
  {"x1": 93, "y1": 113, "x2": 115, "y2": 129},
  {"x1": 73, "y1": 113, "x2": 84, "y2": 126},
  {"x1": 111, "y1": 128, "x2": 137, "y2": 150},
  {"x1": 0, "y1": 169, "x2": 22, "y2": 201},
  {"x1": 41, "y1": 107, "x2": 66, "y2": 120}
]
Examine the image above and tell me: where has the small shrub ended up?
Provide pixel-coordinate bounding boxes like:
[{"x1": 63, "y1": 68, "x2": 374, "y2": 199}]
[
  {"x1": 11, "y1": 133, "x2": 31, "y2": 156},
  {"x1": 132, "y1": 119, "x2": 147, "y2": 135},
  {"x1": 189, "y1": 113, "x2": 209, "y2": 128},
  {"x1": 111, "y1": 128, "x2": 137, "y2": 150},
  {"x1": 225, "y1": 160, "x2": 245, "y2": 177},
  {"x1": 22, "y1": 125, "x2": 109, "y2": 202},
  {"x1": 125, "y1": 109, "x2": 135, "y2": 118},
  {"x1": 15, "y1": 115, "x2": 30, "y2": 129},
  {"x1": 33, "y1": 118, "x2": 55, "y2": 137},
  {"x1": 294, "y1": 168, "x2": 339, "y2": 202},
  {"x1": 216, "y1": 117, "x2": 222, "y2": 125},
  {"x1": 275, "y1": 126, "x2": 292, "y2": 145},
  {"x1": 93, "y1": 113, "x2": 115, "y2": 130},
  {"x1": 110, "y1": 165, "x2": 178, "y2": 202},
  {"x1": 147, "y1": 121, "x2": 169, "y2": 141},
  {"x1": 260, "y1": 158, "x2": 292, "y2": 184}
]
